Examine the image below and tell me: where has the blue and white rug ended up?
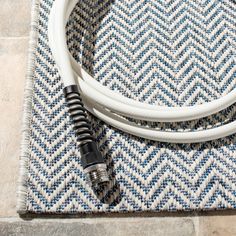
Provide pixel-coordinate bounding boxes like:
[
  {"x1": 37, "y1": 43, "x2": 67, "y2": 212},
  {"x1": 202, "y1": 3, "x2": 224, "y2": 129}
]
[{"x1": 17, "y1": 0, "x2": 236, "y2": 214}]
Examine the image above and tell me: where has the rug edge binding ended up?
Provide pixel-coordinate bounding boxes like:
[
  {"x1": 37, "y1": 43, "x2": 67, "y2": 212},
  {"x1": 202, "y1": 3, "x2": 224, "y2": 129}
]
[{"x1": 16, "y1": 0, "x2": 40, "y2": 215}]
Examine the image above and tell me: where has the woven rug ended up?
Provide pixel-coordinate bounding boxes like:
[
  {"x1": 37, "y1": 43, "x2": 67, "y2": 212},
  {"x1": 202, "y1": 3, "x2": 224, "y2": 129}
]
[{"x1": 17, "y1": 0, "x2": 236, "y2": 214}]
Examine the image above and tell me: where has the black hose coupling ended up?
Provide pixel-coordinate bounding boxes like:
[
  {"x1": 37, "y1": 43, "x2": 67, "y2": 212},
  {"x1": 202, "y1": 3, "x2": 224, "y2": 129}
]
[
  {"x1": 80, "y1": 142, "x2": 109, "y2": 188},
  {"x1": 63, "y1": 85, "x2": 109, "y2": 189}
]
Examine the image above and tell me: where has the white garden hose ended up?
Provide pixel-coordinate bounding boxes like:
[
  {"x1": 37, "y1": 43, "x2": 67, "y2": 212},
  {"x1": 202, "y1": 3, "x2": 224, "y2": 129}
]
[{"x1": 48, "y1": 0, "x2": 236, "y2": 144}]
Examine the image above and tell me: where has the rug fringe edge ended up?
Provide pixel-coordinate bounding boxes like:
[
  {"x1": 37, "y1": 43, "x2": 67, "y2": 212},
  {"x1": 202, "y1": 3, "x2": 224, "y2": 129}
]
[{"x1": 16, "y1": 0, "x2": 40, "y2": 215}]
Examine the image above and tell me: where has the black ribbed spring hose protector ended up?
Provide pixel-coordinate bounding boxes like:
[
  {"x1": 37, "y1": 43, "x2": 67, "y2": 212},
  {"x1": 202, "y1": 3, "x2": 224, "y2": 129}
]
[{"x1": 63, "y1": 84, "x2": 105, "y2": 169}]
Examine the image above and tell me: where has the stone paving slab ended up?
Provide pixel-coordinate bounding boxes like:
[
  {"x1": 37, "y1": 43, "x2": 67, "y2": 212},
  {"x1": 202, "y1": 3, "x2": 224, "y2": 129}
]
[
  {"x1": 0, "y1": 0, "x2": 31, "y2": 37},
  {"x1": 0, "y1": 37, "x2": 29, "y2": 217},
  {"x1": 198, "y1": 212, "x2": 236, "y2": 236},
  {"x1": 0, "y1": 217, "x2": 197, "y2": 236}
]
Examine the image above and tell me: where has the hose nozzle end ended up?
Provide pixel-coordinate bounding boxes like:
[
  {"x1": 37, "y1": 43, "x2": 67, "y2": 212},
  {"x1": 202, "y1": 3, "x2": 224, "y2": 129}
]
[
  {"x1": 80, "y1": 142, "x2": 109, "y2": 189},
  {"x1": 84, "y1": 163, "x2": 109, "y2": 189}
]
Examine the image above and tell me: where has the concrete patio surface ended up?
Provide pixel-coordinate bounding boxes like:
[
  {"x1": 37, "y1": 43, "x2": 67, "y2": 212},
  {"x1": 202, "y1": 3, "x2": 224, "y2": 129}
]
[{"x1": 1, "y1": 1, "x2": 236, "y2": 235}]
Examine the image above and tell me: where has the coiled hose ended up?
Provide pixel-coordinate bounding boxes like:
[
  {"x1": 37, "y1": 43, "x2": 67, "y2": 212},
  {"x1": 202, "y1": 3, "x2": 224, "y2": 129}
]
[{"x1": 48, "y1": 0, "x2": 236, "y2": 188}]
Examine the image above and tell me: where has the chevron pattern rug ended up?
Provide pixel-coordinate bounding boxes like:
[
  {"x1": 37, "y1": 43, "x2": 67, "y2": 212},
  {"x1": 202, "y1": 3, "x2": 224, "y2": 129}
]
[{"x1": 17, "y1": 0, "x2": 236, "y2": 214}]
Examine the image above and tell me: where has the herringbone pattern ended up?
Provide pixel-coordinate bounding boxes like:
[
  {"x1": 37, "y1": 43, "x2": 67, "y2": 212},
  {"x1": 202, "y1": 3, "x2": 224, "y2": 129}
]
[{"x1": 24, "y1": 0, "x2": 236, "y2": 213}]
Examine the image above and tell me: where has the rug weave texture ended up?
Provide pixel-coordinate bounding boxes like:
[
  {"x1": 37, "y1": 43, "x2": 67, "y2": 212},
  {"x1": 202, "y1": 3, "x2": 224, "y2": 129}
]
[{"x1": 18, "y1": 0, "x2": 236, "y2": 214}]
